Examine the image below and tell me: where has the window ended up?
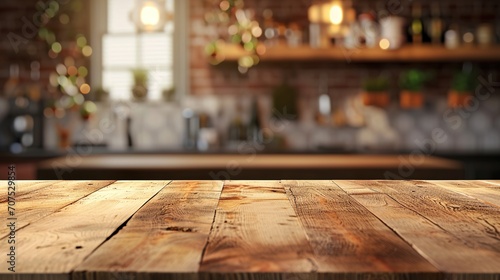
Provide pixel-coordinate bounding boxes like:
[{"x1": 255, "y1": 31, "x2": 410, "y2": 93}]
[{"x1": 90, "y1": 0, "x2": 188, "y2": 100}]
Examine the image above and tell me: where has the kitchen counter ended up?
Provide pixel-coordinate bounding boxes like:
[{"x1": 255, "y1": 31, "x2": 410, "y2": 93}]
[
  {"x1": 36, "y1": 154, "x2": 464, "y2": 180},
  {"x1": 2, "y1": 180, "x2": 500, "y2": 279}
]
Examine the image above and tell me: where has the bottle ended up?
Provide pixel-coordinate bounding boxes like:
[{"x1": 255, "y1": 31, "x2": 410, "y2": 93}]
[
  {"x1": 262, "y1": 9, "x2": 278, "y2": 47},
  {"x1": 316, "y1": 75, "x2": 331, "y2": 125},
  {"x1": 428, "y1": 3, "x2": 443, "y2": 44},
  {"x1": 248, "y1": 98, "x2": 261, "y2": 143},
  {"x1": 409, "y1": 3, "x2": 423, "y2": 44},
  {"x1": 228, "y1": 101, "x2": 247, "y2": 143}
]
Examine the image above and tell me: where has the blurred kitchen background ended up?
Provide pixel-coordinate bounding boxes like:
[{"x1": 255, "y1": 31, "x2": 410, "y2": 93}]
[{"x1": 1, "y1": 0, "x2": 499, "y2": 179}]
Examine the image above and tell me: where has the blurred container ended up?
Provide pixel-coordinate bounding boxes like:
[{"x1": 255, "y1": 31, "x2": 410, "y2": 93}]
[{"x1": 380, "y1": 16, "x2": 406, "y2": 50}]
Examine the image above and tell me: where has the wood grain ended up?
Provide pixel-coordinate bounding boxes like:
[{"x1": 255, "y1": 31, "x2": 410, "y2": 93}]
[
  {"x1": 426, "y1": 181, "x2": 500, "y2": 208},
  {"x1": 335, "y1": 180, "x2": 500, "y2": 274},
  {"x1": 74, "y1": 181, "x2": 223, "y2": 280},
  {"x1": 483, "y1": 181, "x2": 500, "y2": 187},
  {"x1": 0, "y1": 181, "x2": 60, "y2": 201},
  {"x1": 200, "y1": 181, "x2": 318, "y2": 273},
  {"x1": 2, "y1": 180, "x2": 500, "y2": 280},
  {"x1": 0, "y1": 181, "x2": 114, "y2": 239},
  {"x1": 283, "y1": 180, "x2": 438, "y2": 274},
  {"x1": 2, "y1": 181, "x2": 169, "y2": 279}
]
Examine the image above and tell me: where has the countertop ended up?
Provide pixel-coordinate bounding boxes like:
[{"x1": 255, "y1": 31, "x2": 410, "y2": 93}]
[
  {"x1": 36, "y1": 154, "x2": 465, "y2": 180},
  {"x1": 2, "y1": 180, "x2": 500, "y2": 279}
]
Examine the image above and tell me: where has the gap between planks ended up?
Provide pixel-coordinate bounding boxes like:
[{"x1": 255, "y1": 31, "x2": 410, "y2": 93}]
[
  {"x1": 74, "y1": 181, "x2": 224, "y2": 280},
  {"x1": 2, "y1": 180, "x2": 171, "y2": 279},
  {"x1": 0, "y1": 181, "x2": 116, "y2": 239},
  {"x1": 283, "y1": 180, "x2": 438, "y2": 275},
  {"x1": 333, "y1": 180, "x2": 500, "y2": 275},
  {"x1": 199, "y1": 181, "x2": 319, "y2": 273}
]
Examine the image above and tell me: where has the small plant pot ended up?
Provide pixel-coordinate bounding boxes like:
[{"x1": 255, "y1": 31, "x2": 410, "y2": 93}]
[
  {"x1": 400, "y1": 90, "x2": 424, "y2": 109},
  {"x1": 362, "y1": 92, "x2": 390, "y2": 108},
  {"x1": 132, "y1": 85, "x2": 148, "y2": 101},
  {"x1": 448, "y1": 90, "x2": 472, "y2": 108}
]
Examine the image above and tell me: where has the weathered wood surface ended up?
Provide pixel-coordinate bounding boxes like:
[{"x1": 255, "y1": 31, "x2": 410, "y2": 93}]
[
  {"x1": 283, "y1": 180, "x2": 437, "y2": 274},
  {"x1": 427, "y1": 180, "x2": 500, "y2": 207},
  {"x1": 335, "y1": 180, "x2": 500, "y2": 273},
  {"x1": 200, "y1": 181, "x2": 318, "y2": 273},
  {"x1": 1, "y1": 180, "x2": 500, "y2": 280},
  {"x1": 75, "y1": 181, "x2": 223, "y2": 280},
  {"x1": 0, "y1": 181, "x2": 170, "y2": 280},
  {"x1": 0, "y1": 181, "x2": 115, "y2": 239}
]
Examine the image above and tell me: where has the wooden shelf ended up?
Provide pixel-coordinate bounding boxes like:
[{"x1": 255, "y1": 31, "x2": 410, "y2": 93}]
[{"x1": 219, "y1": 43, "x2": 500, "y2": 63}]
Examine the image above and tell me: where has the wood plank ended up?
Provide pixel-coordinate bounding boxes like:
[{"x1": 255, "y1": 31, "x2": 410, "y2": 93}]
[
  {"x1": 200, "y1": 181, "x2": 318, "y2": 273},
  {"x1": 483, "y1": 181, "x2": 500, "y2": 187},
  {"x1": 426, "y1": 180, "x2": 500, "y2": 208},
  {"x1": 0, "y1": 181, "x2": 169, "y2": 279},
  {"x1": 283, "y1": 180, "x2": 438, "y2": 274},
  {"x1": 335, "y1": 180, "x2": 500, "y2": 274},
  {"x1": 0, "y1": 180, "x2": 61, "y2": 201},
  {"x1": 74, "y1": 181, "x2": 223, "y2": 280},
  {"x1": 219, "y1": 43, "x2": 500, "y2": 62},
  {"x1": 0, "y1": 181, "x2": 114, "y2": 239}
]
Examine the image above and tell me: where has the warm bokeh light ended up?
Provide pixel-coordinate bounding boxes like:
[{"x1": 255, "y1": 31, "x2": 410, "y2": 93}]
[
  {"x1": 256, "y1": 44, "x2": 267, "y2": 56},
  {"x1": 82, "y1": 46, "x2": 93, "y2": 57},
  {"x1": 463, "y1": 32, "x2": 474, "y2": 43},
  {"x1": 219, "y1": 0, "x2": 230, "y2": 11},
  {"x1": 56, "y1": 64, "x2": 67, "y2": 76},
  {"x1": 78, "y1": 66, "x2": 88, "y2": 77},
  {"x1": 140, "y1": 4, "x2": 160, "y2": 27},
  {"x1": 80, "y1": 83, "x2": 91, "y2": 94},
  {"x1": 251, "y1": 26, "x2": 263, "y2": 38},
  {"x1": 329, "y1": 3, "x2": 343, "y2": 25},
  {"x1": 379, "y1": 38, "x2": 391, "y2": 50},
  {"x1": 51, "y1": 42, "x2": 62, "y2": 53},
  {"x1": 67, "y1": 66, "x2": 78, "y2": 76},
  {"x1": 77, "y1": 36, "x2": 87, "y2": 48},
  {"x1": 309, "y1": 2, "x2": 343, "y2": 24}
]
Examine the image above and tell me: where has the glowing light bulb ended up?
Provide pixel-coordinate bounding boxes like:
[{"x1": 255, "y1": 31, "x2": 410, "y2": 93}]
[
  {"x1": 329, "y1": 3, "x2": 343, "y2": 25},
  {"x1": 140, "y1": 4, "x2": 160, "y2": 27}
]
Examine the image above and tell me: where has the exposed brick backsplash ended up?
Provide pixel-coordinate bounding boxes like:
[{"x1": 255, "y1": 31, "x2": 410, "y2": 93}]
[
  {"x1": 190, "y1": 0, "x2": 500, "y2": 97},
  {"x1": 188, "y1": 0, "x2": 500, "y2": 153},
  {"x1": 0, "y1": 0, "x2": 89, "y2": 90}
]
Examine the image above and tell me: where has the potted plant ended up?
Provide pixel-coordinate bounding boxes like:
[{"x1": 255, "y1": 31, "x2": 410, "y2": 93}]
[
  {"x1": 132, "y1": 68, "x2": 149, "y2": 101},
  {"x1": 399, "y1": 69, "x2": 431, "y2": 109},
  {"x1": 93, "y1": 87, "x2": 110, "y2": 102},
  {"x1": 362, "y1": 77, "x2": 390, "y2": 107},
  {"x1": 448, "y1": 71, "x2": 477, "y2": 108}
]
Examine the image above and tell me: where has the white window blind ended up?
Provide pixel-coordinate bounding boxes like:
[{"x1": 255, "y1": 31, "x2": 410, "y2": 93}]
[{"x1": 103, "y1": 0, "x2": 174, "y2": 101}]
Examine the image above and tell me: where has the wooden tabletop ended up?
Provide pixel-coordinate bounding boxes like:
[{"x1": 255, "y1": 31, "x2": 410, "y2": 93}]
[
  {"x1": 1, "y1": 180, "x2": 499, "y2": 280},
  {"x1": 36, "y1": 154, "x2": 464, "y2": 180}
]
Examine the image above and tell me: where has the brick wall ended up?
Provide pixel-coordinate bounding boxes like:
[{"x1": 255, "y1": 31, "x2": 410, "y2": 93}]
[
  {"x1": 0, "y1": 0, "x2": 90, "y2": 92},
  {"x1": 189, "y1": 0, "x2": 500, "y2": 97},
  {"x1": 189, "y1": 0, "x2": 500, "y2": 154}
]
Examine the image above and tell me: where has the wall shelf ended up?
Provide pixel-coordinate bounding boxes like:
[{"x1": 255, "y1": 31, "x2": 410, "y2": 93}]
[{"x1": 218, "y1": 43, "x2": 500, "y2": 63}]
